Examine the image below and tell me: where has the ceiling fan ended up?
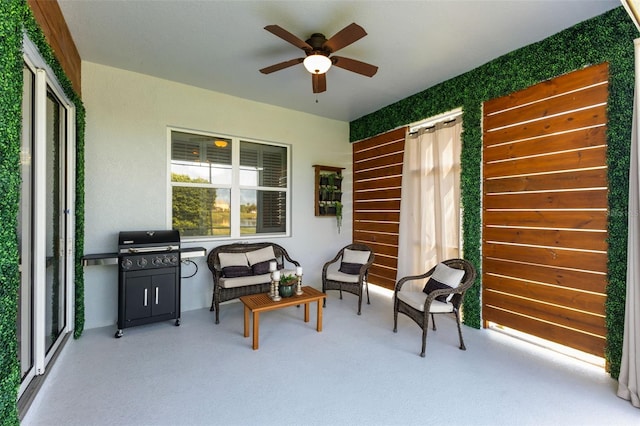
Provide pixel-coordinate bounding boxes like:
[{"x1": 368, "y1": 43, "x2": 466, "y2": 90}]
[{"x1": 259, "y1": 22, "x2": 378, "y2": 94}]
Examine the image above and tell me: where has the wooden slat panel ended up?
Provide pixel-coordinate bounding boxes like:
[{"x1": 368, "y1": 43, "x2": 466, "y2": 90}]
[
  {"x1": 353, "y1": 127, "x2": 406, "y2": 150},
  {"x1": 483, "y1": 227, "x2": 607, "y2": 252},
  {"x1": 484, "y1": 168, "x2": 606, "y2": 193},
  {"x1": 353, "y1": 221, "x2": 401, "y2": 234},
  {"x1": 482, "y1": 257, "x2": 607, "y2": 294},
  {"x1": 483, "y1": 306, "x2": 605, "y2": 357},
  {"x1": 483, "y1": 242, "x2": 607, "y2": 273},
  {"x1": 482, "y1": 274, "x2": 606, "y2": 316},
  {"x1": 354, "y1": 152, "x2": 404, "y2": 172},
  {"x1": 354, "y1": 211, "x2": 400, "y2": 222},
  {"x1": 363, "y1": 243, "x2": 399, "y2": 259},
  {"x1": 354, "y1": 139, "x2": 405, "y2": 162},
  {"x1": 354, "y1": 164, "x2": 404, "y2": 181},
  {"x1": 483, "y1": 210, "x2": 607, "y2": 230},
  {"x1": 483, "y1": 290, "x2": 605, "y2": 337},
  {"x1": 353, "y1": 230, "x2": 399, "y2": 245},
  {"x1": 482, "y1": 64, "x2": 608, "y2": 358},
  {"x1": 483, "y1": 126, "x2": 606, "y2": 159},
  {"x1": 484, "y1": 63, "x2": 608, "y2": 115},
  {"x1": 354, "y1": 175, "x2": 402, "y2": 191},
  {"x1": 367, "y1": 272, "x2": 396, "y2": 290},
  {"x1": 484, "y1": 104, "x2": 607, "y2": 146},
  {"x1": 483, "y1": 146, "x2": 606, "y2": 178},
  {"x1": 354, "y1": 199, "x2": 401, "y2": 211},
  {"x1": 483, "y1": 189, "x2": 608, "y2": 209},
  {"x1": 354, "y1": 187, "x2": 402, "y2": 201},
  {"x1": 484, "y1": 83, "x2": 608, "y2": 131},
  {"x1": 353, "y1": 128, "x2": 404, "y2": 294}
]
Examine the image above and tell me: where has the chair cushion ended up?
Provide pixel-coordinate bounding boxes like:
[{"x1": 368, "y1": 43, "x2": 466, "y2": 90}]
[
  {"x1": 423, "y1": 262, "x2": 465, "y2": 302},
  {"x1": 397, "y1": 291, "x2": 455, "y2": 313},
  {"x1": 218, "y1": 252, "x2": 249, "y2": 269},
  {"x1": 343, "y1": 248, "x2": 371, "y2": 264},
  {"x1": 246, "y1": 246, "x2": 277, "y2": 266},
  {"x1": 219, "y1": 269, "x2": 297, "y2": 289},
  {"x1": 326, "y1": 270, "x2": 361, "y2": 283},
  {"x1": 339, "y1": 248, "x2": 370, "y2": 275}
]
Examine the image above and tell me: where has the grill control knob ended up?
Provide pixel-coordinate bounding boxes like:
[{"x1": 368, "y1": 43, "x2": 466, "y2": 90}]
[
  {"x1": 170, "y1": 255, "x2": 178, "y2": 264},
  {"x1": 162, "y1": 257, "x2": 170, "y2": 264},
  {"x1": 122, "y1": 258, "x2": 133, "y2": 270},
  {"x1": 137, "y1": 258, "x2": 148, "y2": 268},
  {"x1": 152, "y1": 257, "x2": 163, "y2": 266}
]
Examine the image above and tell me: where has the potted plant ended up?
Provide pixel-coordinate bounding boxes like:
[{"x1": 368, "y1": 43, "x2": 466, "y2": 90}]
[
  {"x1": 319, "y1": 201, "x2": 327, "y2": 215},
  {"x1": 278, "y1": 273, "x2": 297, "y2": 297}
]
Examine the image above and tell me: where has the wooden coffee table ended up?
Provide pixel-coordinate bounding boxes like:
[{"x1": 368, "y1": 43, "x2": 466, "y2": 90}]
[{"x1": 240, "y1": 286, "x2": 326, "y2": 350}]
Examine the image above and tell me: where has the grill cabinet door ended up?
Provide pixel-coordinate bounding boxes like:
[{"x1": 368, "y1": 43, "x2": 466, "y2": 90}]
[
  {"x1": 152, "y1": 272, "x2": 177, "y2": 316},
  {"x1": 125, "y1": 276, "x2": 152, "y2": 321}
]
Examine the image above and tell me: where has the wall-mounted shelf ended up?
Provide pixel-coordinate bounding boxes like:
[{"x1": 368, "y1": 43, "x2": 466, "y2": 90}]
[{"x1": 313, "y1": 165, "x2": 344, "y2": 217}]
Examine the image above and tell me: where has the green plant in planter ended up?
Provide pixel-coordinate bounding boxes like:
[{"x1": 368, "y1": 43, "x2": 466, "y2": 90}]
[{"x1": 335, "y1": 201, "x2": 343, "y2": 233}]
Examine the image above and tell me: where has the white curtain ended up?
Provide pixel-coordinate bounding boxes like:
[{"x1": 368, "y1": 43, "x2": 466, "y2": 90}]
[
  {"x1": 617, "y1": 38, "x2": 640, "y2": 409},
  {"x1": 396, "y1": 118, "x2": 462, "y2": 291}
]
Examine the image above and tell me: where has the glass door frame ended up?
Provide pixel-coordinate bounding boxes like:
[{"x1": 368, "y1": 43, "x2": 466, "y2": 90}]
[{"x1": 19, "y1": 36, "x2": 76, "y2": 397}]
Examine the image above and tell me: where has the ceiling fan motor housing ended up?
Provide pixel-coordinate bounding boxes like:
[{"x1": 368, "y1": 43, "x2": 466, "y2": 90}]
[{"x1": 305, "y1": 33, "x2": 330, "y2": 55}]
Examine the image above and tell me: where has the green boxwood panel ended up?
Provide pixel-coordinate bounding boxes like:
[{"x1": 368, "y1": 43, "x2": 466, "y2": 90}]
[
  {"x1": 0, "y1": 1, "x2": 86, "y2": 422},
  {"x1": 350, "y1": 6, "x2": 636, "y2": 378}
]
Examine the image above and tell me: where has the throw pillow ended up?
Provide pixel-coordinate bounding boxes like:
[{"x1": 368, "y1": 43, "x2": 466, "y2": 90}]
[
  {"x1": 423, "y1": 263, "x2": 465, "y2": 303},
  {"x1": 218, "y1": 252, "x2": 248, "y2": 269},
  {"x1": 246, "y1": 246, "x2": 277, "y2": 266},
  {"x1": 339, "y1": 262, "x2": 362, "y2": 275},
  {"x1": 222, "y1": 265, "x2": 252, "y2": 278},
  {"x1": 252, "y1": 258, "x2": 277, "y2": 275}
]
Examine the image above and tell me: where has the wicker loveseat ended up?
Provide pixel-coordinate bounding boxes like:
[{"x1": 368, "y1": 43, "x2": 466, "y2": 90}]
[{"x1": 207, "y1": 242, "x2": 300, "y2": 324}]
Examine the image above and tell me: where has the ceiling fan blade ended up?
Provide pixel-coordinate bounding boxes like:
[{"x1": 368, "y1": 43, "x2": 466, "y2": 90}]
[
  {"x1": 264, "y1": 25, "x2": 313, "y2": 51},
  {"x1": 323, "y1": 23, "x2": 367, "y2": 54},
  {"x1": 312, "y1": 73, "x2": 326, "y2": 93},
  {"x1": 331, "y1": 56, "x2": 378, "y2": 77},
  {"x1": 259, "y1": 58, "x2": 304, "y2": 74}
]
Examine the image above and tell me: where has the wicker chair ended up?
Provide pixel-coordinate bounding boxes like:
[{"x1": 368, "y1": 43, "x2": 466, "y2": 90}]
[
  {"x1": 207, "y1": 242, "x2": 300, "y2": 324},
  {"x1": 322, "y1": 243, "x2": 375, "y2": 315},
  {"x1": 393, "y1": 258, "x2": 476, "y2": 357}
]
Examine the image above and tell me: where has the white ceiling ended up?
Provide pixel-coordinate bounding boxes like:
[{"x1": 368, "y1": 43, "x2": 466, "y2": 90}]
[{"x1": 57, "y1": 0, "x2": 621, "y2": 122}]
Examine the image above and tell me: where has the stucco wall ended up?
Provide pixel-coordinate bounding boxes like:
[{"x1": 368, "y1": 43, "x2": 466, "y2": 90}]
[{"x1": 81, "y1": 62, "x2": 351, "y2": 329}]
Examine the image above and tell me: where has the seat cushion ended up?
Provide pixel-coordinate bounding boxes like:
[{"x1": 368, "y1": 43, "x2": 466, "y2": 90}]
[
  {"x1": 326, "y1": 270, "x2": 361, "y2": 283},
  {"x1": 219, "y1": 269, "x2": 297, "y2": 289},
  {"x1": 397, "y1": 291, "x2": 454, "y2": 313}
]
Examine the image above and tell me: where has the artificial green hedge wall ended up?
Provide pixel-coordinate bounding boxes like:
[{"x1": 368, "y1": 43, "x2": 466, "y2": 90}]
[
  {"x1": 350, "y1": 6, "x2": 635, "y2": 379},
  {"x1": 0, "y1": 1, "x2": 85, "y2": 423}
]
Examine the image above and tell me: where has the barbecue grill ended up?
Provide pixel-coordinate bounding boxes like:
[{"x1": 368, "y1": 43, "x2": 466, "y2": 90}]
[{"x1": 116, "y1": 230, "x2": 181, "y2": 338}]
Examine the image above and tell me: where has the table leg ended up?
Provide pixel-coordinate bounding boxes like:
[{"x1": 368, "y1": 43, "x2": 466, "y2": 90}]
[
  {"x1": 316, "y1": 298, "x2": 323, "y2": 332},
  {"x1": 243, "y1": 305, "x2": 249, "y2": 338},
  {"x1": 304, "y1": 302, "x2": 310, "y2": 322},
  {"x1": 253, "y1": 312, "x2": 260, "y2": 350}
]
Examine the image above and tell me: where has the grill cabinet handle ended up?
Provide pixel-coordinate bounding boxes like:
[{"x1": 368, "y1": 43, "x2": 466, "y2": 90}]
[
  {"x1": 144, "y1": 288, "x2": 148, "y2": 306},
  {"x1": 155, "y1": 287, "x2": 159, "y2": 304}
]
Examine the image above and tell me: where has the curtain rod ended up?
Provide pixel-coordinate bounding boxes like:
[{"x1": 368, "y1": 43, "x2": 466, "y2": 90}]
[{"x1": 408, "y1": 108, "x2": 462, "y2": 134}]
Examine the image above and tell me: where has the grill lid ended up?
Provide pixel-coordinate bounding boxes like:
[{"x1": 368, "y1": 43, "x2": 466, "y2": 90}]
[{"x1": 118, "y1": 230, "x2": 180, "y2": 253}]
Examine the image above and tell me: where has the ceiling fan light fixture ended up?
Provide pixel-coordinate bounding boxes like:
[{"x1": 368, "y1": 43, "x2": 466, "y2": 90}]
[{"x1": 303, "y1": 54, "x2": 332, "y2": 74}]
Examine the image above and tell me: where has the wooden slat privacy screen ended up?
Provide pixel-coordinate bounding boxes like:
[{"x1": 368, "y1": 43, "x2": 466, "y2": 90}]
[
  {"x1": 482, "y1": 63, "x2": 609, "y2": 358},
  {"x1": 353, "y1": 127, "x2": 406, "y2": 290}
]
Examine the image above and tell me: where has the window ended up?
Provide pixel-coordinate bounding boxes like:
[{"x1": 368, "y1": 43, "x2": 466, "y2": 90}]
[{"x1": 170, "y1": 130, "x2": 289, "y2": 238}]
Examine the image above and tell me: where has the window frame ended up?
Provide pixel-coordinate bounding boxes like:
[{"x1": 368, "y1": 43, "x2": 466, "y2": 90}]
[{"x1": 167, "y1": 127, "x2": 291, "y2": 241}]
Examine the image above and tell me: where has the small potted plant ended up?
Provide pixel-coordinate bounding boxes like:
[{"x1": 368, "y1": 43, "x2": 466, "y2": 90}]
[
  {"x1": 335, "y1": 201, "x2": 343, "y2": 233},
  {"x1": 278, "y1": 273, "x2": 297, "y2": 297}
]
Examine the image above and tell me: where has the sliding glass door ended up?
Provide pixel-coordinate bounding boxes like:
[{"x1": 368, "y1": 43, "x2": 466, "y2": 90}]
[{"x1": 19, "y1": 40, "x2": 76, "y2": 396}]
